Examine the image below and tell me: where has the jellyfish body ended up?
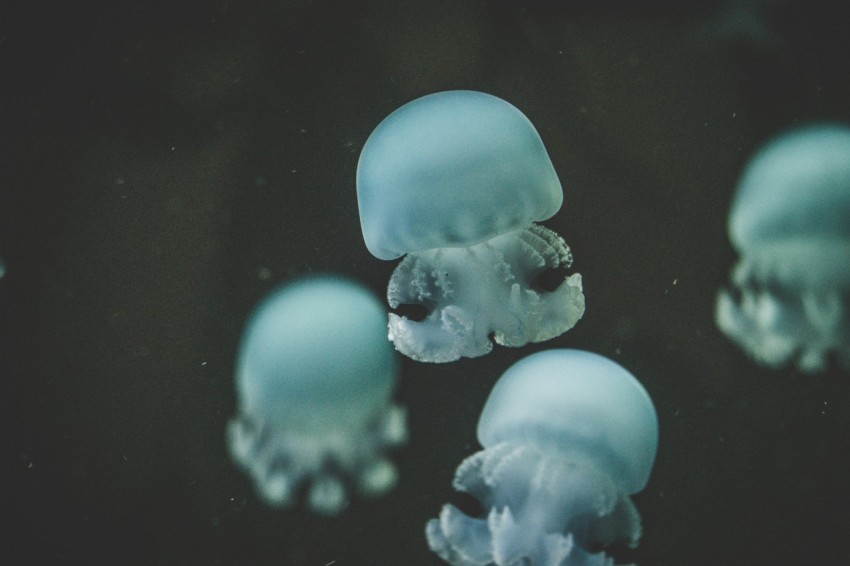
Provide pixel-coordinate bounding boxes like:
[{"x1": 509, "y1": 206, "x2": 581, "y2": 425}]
[
  {"x1": 226, "y1": 277, "x2": 407, "y2": 514},
  {"x1": 716, "y1": 124, "x2": 850, "y2": 372},
  {"x1": 357, "y1": 90, "x2": 585, "y2": 363},
  {"x1": 426, "y1": 349, "x2": 659, "y2": 565}
]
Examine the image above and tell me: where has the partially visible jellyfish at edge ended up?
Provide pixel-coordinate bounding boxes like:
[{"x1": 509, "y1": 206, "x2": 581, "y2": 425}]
[
  {"x1": 426, "y1": 349, "x2": 659, "y2": 565},
  {"x1": 716, "y1": 124, "x2": 850, "y2": 372},
  {"x1": 226, "y1": 276, "x2": 407, "y2": 515},
  {"x1": 357, "y1": 90, "x2": 585, "y2": 363}
]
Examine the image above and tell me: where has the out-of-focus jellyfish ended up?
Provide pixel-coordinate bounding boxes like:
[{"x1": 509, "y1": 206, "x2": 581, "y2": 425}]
[
  {"x1": 716, "y1": 124, "x2": 850, "y2": 372},
  {"x1": 426, "y1": 349, "x2": 658, "y2": 565},
  {"x1": 226, "y1": 276, "x2": 407, "y2": 515},
  {"x1": 357, "y1": 90, "x2": 585, "y2": 363}
]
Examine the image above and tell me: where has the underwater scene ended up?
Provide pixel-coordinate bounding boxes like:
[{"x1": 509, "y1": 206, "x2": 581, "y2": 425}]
[{"x1": 2, "y1": 0, "x2": 849, "y2": 564}]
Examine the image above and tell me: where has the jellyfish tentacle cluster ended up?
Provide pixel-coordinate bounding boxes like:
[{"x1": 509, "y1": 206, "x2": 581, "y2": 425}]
[
  {"x1": 426, "y1": 349, "x2": 658, "y2": 565},
  {"x1": 228, "y1": 399, "x2": 406, "y2": 514},
  {"x1": 716, "y1": 242, "x2": 850, "y2": 371},
  {"x1": 388, "y1": 224, "x2": 585, "y2": 362},
  {"x1": 357, "y1": 90, "x2": 585, "y2": 363},
  {"x1": 427, "y1": 443, "x2": 640, "y2": 566},
  {"x1": 226, "y1": 276, "x2": 407, "y2": 515},
  {"x1": 715, "y1": 124, "x2": 850, "y2": 372}
]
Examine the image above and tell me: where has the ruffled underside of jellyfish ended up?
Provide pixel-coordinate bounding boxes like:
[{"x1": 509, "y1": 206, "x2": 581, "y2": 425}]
[
  {"x1": 716, "y1": 240, "x2": 850, "y2": 372},
  {"x1": 425, "y1": 443, "x2": 641, "y2": 566},
  {"x1": 387, "y1": 224, "x2": 586, "y2": 363},
  {"x1": 226, "y1": 402, "x2": 407, "y2": 515}
]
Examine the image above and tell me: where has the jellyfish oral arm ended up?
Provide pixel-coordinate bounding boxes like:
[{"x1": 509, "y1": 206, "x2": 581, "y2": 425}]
[
  {"x1": 426, "y1": 443, "x2": 640, "y2": 566},
  {"x1": 387, "y1": 224, "x2": 585, "y2": 363},
  {"x1": 716, "y1": 239, "x2": 850, "y2": 372},
  {"x1": 227, "y1": 402, "x2": 407, "y2": 515}
]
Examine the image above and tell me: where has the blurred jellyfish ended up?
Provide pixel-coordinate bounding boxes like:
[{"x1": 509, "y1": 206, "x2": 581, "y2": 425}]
[
  {"x1": 427, "y1": 349, "x2": 658, "y2": 565},
  {"x1": 357, "y1": 90, "x2": 585, "y2": 363},
  {"x1": 716, "y1": 124, "x2": 850, "y2": 372},
  {"x1": 227, "y1": 276, "x2": 407, "y2": 515}
]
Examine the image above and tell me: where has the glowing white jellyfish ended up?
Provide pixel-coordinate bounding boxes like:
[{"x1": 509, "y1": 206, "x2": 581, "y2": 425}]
[
  {"x1": 426, "y1": 349, "x2": 658, "y2": 565},
  {"x1": 357, "y1": 90, "x2": 585, "y2": 363},
  {"x1": 226, "y1": 276, "x2": 407, "y2": 515},
  {"x1": 716, "y1": 124, "x2": 850, "y2": 372}
]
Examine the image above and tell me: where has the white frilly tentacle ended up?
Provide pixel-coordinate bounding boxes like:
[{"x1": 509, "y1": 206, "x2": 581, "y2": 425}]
[
  {"x1": 426, "y1": 443, "x2": 641, "y2": 565},
  {"x1": 388, "y1": 224, "x2": 585, "y2": 362}
]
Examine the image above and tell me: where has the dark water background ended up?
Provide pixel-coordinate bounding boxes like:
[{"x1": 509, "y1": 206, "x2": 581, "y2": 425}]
[{"x1": 2, "y1": 1, "x2": 850, "y2": 564}]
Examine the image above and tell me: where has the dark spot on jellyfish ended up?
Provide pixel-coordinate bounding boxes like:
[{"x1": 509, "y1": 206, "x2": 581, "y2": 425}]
[
  {"x1": 393, "y1": 303, "x2": 429, "y2": 322},
  {"x1": 268, "y1": 452, "x2": 294, "y2": 475},
  {"x1": 725, "y1": 278, "x2": 744, "y2": 303},
  {"x1": 574, "y1": 504, "x2": 640, "y2": 562},
  {"x1": 581, "y1": 538, "x2": 637, "y2": 564},
  {"x1": 243, "y1": 421, "x2": 272, "y2": 455},
  {"x1": 532, "y1": 265, "x2": 569, "y2": 292},
  {"x1": 447, "y1": 489, "x2": 485, "y2": 518}
]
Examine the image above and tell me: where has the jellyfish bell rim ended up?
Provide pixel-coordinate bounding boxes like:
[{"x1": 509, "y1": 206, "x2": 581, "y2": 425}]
[
  {"x1": 356, "y1": 90, "x2": 564, "y2": 261},
  {"x1": 476, "y1": 349, "x2": 659, "y2": 494}
]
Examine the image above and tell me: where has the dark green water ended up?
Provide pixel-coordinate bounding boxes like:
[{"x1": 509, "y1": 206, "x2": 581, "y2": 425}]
[{"x1": 2, "y1": 1, "x2": 850, "y2": 563}]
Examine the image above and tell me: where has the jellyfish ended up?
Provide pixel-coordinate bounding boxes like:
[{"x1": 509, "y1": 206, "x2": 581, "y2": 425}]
[
  {"x1": 356, "y1": 90, "x2": 585, "y2": 363},
  {"x1": 426, "y1": 349, "x2": 659, "y2": 565},
  {"x1": 716, "y1": 124, "x2": 850, "y2": 372},
  {"x1": 226, "y1": 276, "x2": 407, "y2": 514}
]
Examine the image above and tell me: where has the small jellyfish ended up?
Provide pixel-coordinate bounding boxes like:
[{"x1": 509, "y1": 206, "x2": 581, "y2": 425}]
[
  {"x1": 357, "y1": 90, "x2": 585, "y2": 363},
  {"x1": 226, "y1": 276, "x2": 407, "y2": 515},
  {"x1": 716, "y1": 124, "x2": 850, "y2": 372},
  {"x1": 426, "y1": 349, "x2": 658, "y2": 565}
]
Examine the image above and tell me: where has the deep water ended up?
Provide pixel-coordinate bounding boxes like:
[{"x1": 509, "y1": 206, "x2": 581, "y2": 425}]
[{"x1": 2, "y1": 1, "x2": 850, "y2": 564}]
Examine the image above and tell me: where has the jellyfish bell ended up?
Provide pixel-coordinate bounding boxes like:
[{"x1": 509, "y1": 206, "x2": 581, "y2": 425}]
[
  {"x1": 227, "y1": 276, "x2": 407, "y2": 515},
  {"x1": 716, "y1": 124, "x2": 850, "y2": 372},
  {"x1": 357, "y1": 90, "x2": 585, "y2": 363},
  {"x1": 426, "y1": 349, "x2": 659, "y2": 565},
  {"x1": 357, "y1": 90, "x2": 563, "y2": 261}
]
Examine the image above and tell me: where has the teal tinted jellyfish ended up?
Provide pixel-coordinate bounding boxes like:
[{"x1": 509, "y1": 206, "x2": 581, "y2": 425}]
[
  {"x1": 426, "y1": 350, "x2": 659, "y2": 565},
  {"x1": 226, "y1": 277, "x2": 407, "y2": 514},
  {"x1": 357, "y1": 91, "x2": 585, "y2": 363},
  {"x1": 716, "y1": 124, "x2": 850, "y2": 372}
]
